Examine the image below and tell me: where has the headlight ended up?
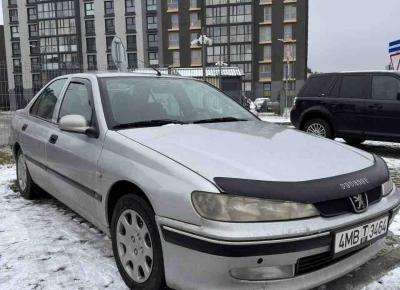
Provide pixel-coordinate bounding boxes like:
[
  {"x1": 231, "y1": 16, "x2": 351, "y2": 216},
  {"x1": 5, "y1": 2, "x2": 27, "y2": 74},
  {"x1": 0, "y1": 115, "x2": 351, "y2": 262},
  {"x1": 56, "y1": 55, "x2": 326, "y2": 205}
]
[
  {"x1": 382, "y1": 179, "x2": 395, "y2": 197},
  {"x1": 191, "y1": 191, "x2": 319, "y2": 222}
]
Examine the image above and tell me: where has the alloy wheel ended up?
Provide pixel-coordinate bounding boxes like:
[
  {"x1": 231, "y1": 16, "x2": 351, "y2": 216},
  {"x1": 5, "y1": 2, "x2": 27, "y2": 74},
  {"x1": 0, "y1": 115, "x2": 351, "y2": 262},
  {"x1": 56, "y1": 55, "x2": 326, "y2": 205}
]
[
  {"x1": 306, "y1": 123, "x2": 327, "y2": 137},
  {"x1": 17, "y1": 153, "x2": 27, "y2": 192}
]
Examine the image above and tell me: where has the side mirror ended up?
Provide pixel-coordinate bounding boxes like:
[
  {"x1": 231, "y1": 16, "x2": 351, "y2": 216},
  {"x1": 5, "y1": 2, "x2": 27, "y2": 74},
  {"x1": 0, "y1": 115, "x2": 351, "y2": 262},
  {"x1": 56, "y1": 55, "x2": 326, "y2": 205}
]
[{"x1": 59, "y1": 115, "x2": 98, "y2": 137}]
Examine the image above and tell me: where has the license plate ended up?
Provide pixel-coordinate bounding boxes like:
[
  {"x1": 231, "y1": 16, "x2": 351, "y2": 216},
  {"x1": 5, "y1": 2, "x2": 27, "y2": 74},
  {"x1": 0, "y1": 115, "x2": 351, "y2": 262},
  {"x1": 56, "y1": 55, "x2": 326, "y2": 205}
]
[{"x1": 334, "y1": 215, "x2": 389, "y2": 255}]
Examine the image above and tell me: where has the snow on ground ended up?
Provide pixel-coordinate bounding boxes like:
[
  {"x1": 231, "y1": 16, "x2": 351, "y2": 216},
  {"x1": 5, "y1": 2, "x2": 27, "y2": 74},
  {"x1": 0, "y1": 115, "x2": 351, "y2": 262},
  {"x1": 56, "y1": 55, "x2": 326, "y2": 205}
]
[
  {"x1": 362, "y1": 267, "x2": 400, "y2": 290},
  {"x1": 258, "y1": 113, "x2": 291, "y2": 124},
  {"x1": 0, "y1": 164, "x2": 126, "y2": 290}
]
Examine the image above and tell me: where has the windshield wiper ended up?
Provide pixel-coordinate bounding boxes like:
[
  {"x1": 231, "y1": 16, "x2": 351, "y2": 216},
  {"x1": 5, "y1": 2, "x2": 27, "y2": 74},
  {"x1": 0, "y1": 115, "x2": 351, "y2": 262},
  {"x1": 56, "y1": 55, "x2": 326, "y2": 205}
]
[
  {"x1": 113, "y1": 119, "x2": 188, "y2": 130},
  {"x1": 192, "y1": 117, "x2": 249, "y2": 124}
]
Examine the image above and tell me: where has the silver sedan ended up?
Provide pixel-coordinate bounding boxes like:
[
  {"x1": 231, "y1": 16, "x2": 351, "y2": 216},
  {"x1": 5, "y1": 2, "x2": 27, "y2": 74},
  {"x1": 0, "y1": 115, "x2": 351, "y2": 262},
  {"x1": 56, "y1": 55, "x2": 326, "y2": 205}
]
[{"x1": 10, "y1": 73, "x2": 400, "y2": 290}]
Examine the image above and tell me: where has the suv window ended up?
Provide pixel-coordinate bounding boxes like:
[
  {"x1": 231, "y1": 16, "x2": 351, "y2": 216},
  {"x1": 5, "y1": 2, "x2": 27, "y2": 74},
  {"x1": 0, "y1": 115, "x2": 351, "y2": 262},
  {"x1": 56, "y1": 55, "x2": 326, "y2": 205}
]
[
  {"x1": 59, "y1": 82, "x2": 93, "y2": 124},
  {"x1": 299, "y1": 75, "x2": 335, "y2": 97},
  {"x1": 30, "y1": 79, "x2": 67, "y2": 120},
  {"x1": 339, "y1": 75, "x2": 369, "y2": 99},
  {"x1": 372, "y1": 75, "x2": 400, "y2": 101}
]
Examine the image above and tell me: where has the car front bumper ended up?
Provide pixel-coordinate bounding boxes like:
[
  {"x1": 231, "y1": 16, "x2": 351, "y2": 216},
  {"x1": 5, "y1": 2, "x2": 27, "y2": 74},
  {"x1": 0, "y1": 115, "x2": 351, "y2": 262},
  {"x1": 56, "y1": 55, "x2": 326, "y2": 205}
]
[{"x1": 157, "y1": 188, "x2": 400, "y2": 290}]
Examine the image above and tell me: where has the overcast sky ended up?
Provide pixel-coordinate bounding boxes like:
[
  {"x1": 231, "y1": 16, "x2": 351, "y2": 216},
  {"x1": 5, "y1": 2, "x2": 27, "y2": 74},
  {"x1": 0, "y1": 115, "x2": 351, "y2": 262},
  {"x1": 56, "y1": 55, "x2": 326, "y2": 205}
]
[{"x1": 1, "y1": 0, "x2": 399, "y2": 72}]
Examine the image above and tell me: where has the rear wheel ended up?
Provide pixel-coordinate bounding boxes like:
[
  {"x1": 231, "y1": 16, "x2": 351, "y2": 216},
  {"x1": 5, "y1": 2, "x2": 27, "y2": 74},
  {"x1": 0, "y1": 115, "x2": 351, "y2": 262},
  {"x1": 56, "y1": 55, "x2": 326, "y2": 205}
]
[
  {"x1": 303, "y1": 118, "x2": 333, "y2": 139},
  {"x1": 16, "y1": 150, "x2": 36, "y2": 199},
  {"x1": 111, "y1": 194, "x2": 165, "y2": 290},
  {"x1": 344, "y1": 138, "x2": 365, "y2": 146}
]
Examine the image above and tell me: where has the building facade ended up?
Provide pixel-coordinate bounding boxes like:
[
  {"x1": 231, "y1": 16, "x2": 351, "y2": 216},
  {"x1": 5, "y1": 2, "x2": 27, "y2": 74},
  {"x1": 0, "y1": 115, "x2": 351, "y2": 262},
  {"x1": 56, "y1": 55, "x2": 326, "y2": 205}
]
[
  {"x1": 160, "y1": 0, "x2": 308, "y2": 101},
  {"x1": 2, "y1": 0, "x2": 308, "y2": 109},
  {"x1": 0, "y1": 25, "x2": 10, "y2": 109}
]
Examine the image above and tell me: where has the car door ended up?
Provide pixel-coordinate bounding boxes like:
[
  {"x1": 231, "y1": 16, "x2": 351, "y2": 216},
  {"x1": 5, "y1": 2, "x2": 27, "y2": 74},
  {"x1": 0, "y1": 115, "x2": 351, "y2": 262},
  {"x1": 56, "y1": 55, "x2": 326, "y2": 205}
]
[
  {"x1": 45, "y1": 78, "x2": 104, "y2": 222},
  {"x1": 328, "y1": 74, "x2": 369, "y2": 136},
  {"x1": 19, "y1": 78, "x2": 68, "y2": 189},
  {"x1": 366, "y1": 74, "x2": 400, "y2": 140}
]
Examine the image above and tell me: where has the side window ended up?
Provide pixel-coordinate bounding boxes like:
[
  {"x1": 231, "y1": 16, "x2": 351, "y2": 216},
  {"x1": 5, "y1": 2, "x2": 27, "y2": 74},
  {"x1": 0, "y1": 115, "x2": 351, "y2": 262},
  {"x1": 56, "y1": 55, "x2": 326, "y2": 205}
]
[
  {"x1": 59, "y1": 82, "x2": 93, "y2": 125},
  {"x1": 300, "y1": 75, "x2": 335, "y2": 97},
  {"x1": 372, "y1": 76, "x2": 400, "y2": 101},
  {"x1": 30, "y1": 79, "x2": 67, "y2": 120},
  {"x1": 339, "y1": 75, "x2": 369, "y2": 99}
]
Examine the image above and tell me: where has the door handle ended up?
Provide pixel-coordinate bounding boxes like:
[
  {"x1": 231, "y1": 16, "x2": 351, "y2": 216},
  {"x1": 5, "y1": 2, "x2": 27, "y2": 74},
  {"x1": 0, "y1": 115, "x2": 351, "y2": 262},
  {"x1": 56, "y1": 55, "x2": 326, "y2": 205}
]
[
  {"x1": 21, "y1": 124, "x2": 28, "y2": 131},
  {"x1": 368, "y1": 104, "x2": 383, "y2": 110},
  {"x1": 49, "y1": 134, "x2": 58, "y2": 144}
]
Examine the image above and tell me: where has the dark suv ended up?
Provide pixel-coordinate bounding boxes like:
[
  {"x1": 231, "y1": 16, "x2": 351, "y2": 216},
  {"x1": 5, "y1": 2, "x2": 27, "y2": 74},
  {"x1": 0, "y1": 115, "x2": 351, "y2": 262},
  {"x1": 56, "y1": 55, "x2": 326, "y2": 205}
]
[{"x1": 291, "y1": 71, "x2": 400, "y2": 145}]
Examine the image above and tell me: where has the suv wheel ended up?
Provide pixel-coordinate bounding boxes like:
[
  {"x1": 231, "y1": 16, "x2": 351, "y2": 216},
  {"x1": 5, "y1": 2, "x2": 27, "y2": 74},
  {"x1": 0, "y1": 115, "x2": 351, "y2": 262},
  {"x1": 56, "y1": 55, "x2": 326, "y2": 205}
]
[
  {"x1": 16, "y1": 150, "x2": 36, "y2": 199},
  {"x1": 344, "y1": 138, "x2": 365, "y2": 146},
  {"x1": 111, "y1": 194, "x2": 165, "y2": 290},
  {"x1": 303, "y1": 118, "x2": 333, "y2": 139}
]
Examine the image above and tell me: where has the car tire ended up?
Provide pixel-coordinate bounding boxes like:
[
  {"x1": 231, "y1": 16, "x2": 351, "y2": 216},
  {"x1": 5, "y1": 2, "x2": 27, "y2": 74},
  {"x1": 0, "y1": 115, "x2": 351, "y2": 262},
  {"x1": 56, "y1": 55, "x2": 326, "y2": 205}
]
[
  {"x1": 303, "y1": 118, "x2": 333, "y2": 139},
  {"x1": 16, "y1": 150, "x2": 36, "y2": 199},
  {"x1": 111, "y1": 194, "x2": 165, "y2": 290},
  {"x1": 344, "y1": 138, "x2": 365, "y2": 146}
]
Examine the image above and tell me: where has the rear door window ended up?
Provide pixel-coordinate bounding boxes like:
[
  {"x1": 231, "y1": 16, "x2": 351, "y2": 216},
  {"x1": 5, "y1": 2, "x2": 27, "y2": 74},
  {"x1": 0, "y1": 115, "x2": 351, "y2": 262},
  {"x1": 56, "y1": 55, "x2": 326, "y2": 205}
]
[
  {"x1": 30, "y1": 79, "x2": 67, "y2": 121},
  {"x1": 339, "y1": 75, "x2": 369, "y2": 99},
  {"x1": 372, "y1": 75, "x2": 400, "y2": 101},
  {"x1": 299, "y1": 75, "x2": 335, "y2": 97}
]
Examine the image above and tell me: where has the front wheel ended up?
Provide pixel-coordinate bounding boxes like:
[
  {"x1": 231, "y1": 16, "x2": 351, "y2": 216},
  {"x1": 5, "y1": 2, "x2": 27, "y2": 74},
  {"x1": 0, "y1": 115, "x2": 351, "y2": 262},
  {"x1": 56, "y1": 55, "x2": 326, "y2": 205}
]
[
  {"x1": 303, "y1": 118, "x2": 333, "y2": 139},
  {"x1": 111, "y1": 194, "x2": 165, "y2": 290}
]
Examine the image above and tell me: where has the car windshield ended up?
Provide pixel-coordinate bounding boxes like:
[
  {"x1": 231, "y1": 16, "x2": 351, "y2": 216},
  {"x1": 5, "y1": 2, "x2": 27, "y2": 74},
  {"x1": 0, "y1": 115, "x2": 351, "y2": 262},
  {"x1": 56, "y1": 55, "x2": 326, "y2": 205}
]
[{"x1": 99, "y1": 77, "x2": 257, "y2": 129}]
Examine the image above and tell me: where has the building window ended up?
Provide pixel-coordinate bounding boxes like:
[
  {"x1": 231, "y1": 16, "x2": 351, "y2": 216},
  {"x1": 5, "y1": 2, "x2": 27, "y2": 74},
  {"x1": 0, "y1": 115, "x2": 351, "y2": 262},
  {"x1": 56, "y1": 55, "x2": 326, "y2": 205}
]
[
  {"x1": 148, "y1": 34, "x2": 158, "y2": 48},
  {"x1": 126, "y1": 17, "x2": 136, "y2": 32},
  {"x1": 284, "y1": 24, "x2": 293, "y2": 40},
  {"x1": 31, "y1": 57, "x2": 40, "y2": 72},
  {"x1": 172, "y1": 51, "x2": 180, "y2": 66},
  {"x1": 104, "y1": 1, "x2": 114, "y2": 15},
  {"x1": 147, "y1": 16, "x2": 157, "y2": 30},
  {"x1": 29, "y1": 24, "x2": 38, "y2": 38},
  {"x1": 13, "y1": 58, "x2": 22, "y2": 73},
  {"x1": 8, "y1": 0, "x2": 17, "y2": 5},
  {"x1": 284, "y1": 43, "x2": 296, "y2": 60},
  {"x1": 190, "y1": 12, "x2": 201, "y2": 28},
  {"x1": 85, "y1": 20, "x2": 95, "y2": 35},
  {"x1": 263, "y1": 6, "x2": 272, "y2": 22},
  {"x1": 32, "y1": 74, "x2": 42, "y2": 92},
  {"x1": 127, "y1": 35, "x2": 137, "y2": 51},
  {"x1": 14, "y1": 75, "x2": 23, "y2": 89},
  {"x1": 106, "y1": 36, "x2": 113, "y2": 52},
  {"x1": 283, "y1": 63, "x2": 295, "y2": 79},
  {"x1": 262, "y1": 45, "x2": 271, "y2": 61},
  {"x1": 206, "y1": 6, "x2": 227, "y2": 25},
  {"x1": 284, "y1": 5, "x2": 297, "y2": 21},
  {"x1": 237, "y1": 63, "x2": 252, "y2": 80},
  {"x1": 107, "y1": 54, "x2": 117, "y2": 70},
  {"x1": 128, "y1": 53, "x2": 137, "y2": 69},
  {"x1": 230, "y1": 44, "x2": 252, "y2": 62},
  {"x1": 126, "y1": 0, "x2": 135, "y2": 13},
  {"x1": 29, "y1": 41, "x2": 39, "y2": 54},
  {"x1": 230, "y1": 4, "x2": 252, "y2": 23},
  {"x1": 207, "y1": 26, "x2": 227, "y2": 44},
  {"x1": 105, "y1": 19, "x2": 115, "y2": 34},
  {"x1": 37, "y1": 2, "x2": 56, "y2": 19},
  {"x1": 260, "y1": 64, "x2": 272, "y2": 79},
  {"x1": 168, "y1": 33, "x2": 179, "y2": 48},
  {"x1": 149, "y1": 52, "x2": 159, "y2": 65},
  {"x1": 87, "y1": 55, "x2": 97, "y2": 70},
  {"x1": 86, "y1": 38, "x2": 96, "y2": 52},
  {"x1": 191, "y1": 32, "x2": 199, "y2": 42},
  {"x1": 11, "y1": 26, "x2": 19, "y2": 38},
  {"x1": 207, "y1": 45, "x2": 228, "y2": 63},
  {"x1": 171, "y1": 14, "x2": 179, "y2": 29},
  {"x1": 190, "y1": 0, "x2": 199, "y2": 9},
  {"x1": 38, "y1": 19, "x2": 57, "y2": 36},
  {"x1": 263, "y1": 83, "x2": 272, "y2": 96},
  {"x1": 85, "y1": 2, "x2": 94, "y2": 16},
  {"x1": 191, "y1": 50, "x2": 201, "y2": 66},
  {"x1": 259, "y1": 26, "x2": 271, "y2": 42},
  {"x1": 56, "y1": 1, "x2": 75, "y2": 17},
  {"x1": 230, "y1": 24, "x2": 252, "y2": 43},
  {"x1": 168, "y1": 0, "x2": 179, "y2": 11},
  {"x1": 147, "y1": 0, "x2": 157, "y2": 11},
  {"x1": 12, "y1": 42, "x2": 20, "y2": 56},
  {"x1": 58, "y1": 18, "x2": 76, "y2": 35},
  {"x1": 27, "y1": 7, "x2": 37, "y2": 21},
  {"x1": 9, "y1": 9, "x2": 18, "y2": 22}
]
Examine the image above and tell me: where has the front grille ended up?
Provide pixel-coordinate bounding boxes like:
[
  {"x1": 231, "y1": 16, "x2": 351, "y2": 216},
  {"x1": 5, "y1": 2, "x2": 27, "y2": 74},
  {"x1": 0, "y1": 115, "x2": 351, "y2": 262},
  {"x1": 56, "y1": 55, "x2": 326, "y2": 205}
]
[
  {"x1": 314, "y1": 186, "x2": 382, "y2": 217},
  {"x1": 296, "y1": 246, "x2": 367, "y2": 275}
]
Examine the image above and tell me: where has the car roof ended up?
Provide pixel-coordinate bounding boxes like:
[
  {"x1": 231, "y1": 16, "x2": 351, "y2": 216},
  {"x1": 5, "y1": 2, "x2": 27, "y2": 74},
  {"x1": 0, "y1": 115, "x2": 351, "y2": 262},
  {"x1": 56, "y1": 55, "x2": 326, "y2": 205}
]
[
  {"x1": 56, "y1": 71, "x2": 197, "y2": 80},
  {"x1": 311, "y1": 70, "x2": 400, "y2": 77}
]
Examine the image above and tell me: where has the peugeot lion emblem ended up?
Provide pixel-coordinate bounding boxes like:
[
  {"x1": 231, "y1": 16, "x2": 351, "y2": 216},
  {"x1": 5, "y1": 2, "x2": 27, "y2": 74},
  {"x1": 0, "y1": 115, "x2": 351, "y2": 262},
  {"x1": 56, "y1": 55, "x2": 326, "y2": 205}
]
[{"x1": 349, "y1": 193, "x2": 368, "y2": 213}]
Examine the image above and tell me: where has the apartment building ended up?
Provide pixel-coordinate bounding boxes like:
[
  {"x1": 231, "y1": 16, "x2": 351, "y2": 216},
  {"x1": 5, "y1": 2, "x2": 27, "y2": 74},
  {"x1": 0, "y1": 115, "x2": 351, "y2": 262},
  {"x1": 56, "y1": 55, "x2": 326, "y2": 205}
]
[
  {"x1": 160, "y1": 0, "x2": 308, "y2": 100},
  {"x1": 0, "y1": 25, "x2": 10, "y2": 109},
  {"x1": 2, "y1": 0, "x2": 308, "y2": 109}
]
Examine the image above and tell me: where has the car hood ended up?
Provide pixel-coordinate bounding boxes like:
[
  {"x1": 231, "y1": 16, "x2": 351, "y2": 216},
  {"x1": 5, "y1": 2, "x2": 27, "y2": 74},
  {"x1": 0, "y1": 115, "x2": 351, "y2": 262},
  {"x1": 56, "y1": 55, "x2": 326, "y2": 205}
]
[{"x1": 118, "y1": 121, "x2": 374, "y2": 183}]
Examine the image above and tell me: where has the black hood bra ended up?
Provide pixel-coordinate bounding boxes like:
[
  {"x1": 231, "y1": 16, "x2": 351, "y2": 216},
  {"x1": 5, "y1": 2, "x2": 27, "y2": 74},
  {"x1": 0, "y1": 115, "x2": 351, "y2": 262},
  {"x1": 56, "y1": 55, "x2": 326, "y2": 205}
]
[{"x1": 214, "y1": 155, "x2": 389, "y2": 204}]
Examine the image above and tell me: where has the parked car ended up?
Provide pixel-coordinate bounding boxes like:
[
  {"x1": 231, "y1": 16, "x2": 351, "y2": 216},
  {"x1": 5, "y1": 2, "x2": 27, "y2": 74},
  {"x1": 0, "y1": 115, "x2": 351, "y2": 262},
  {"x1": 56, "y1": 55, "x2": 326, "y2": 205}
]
[
  {"x1": 291, "y1": 71, "x2": 400, "y2": 145},
  {"x1": 11, "y1": 73, "x2": 400, "y2": 290}
]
